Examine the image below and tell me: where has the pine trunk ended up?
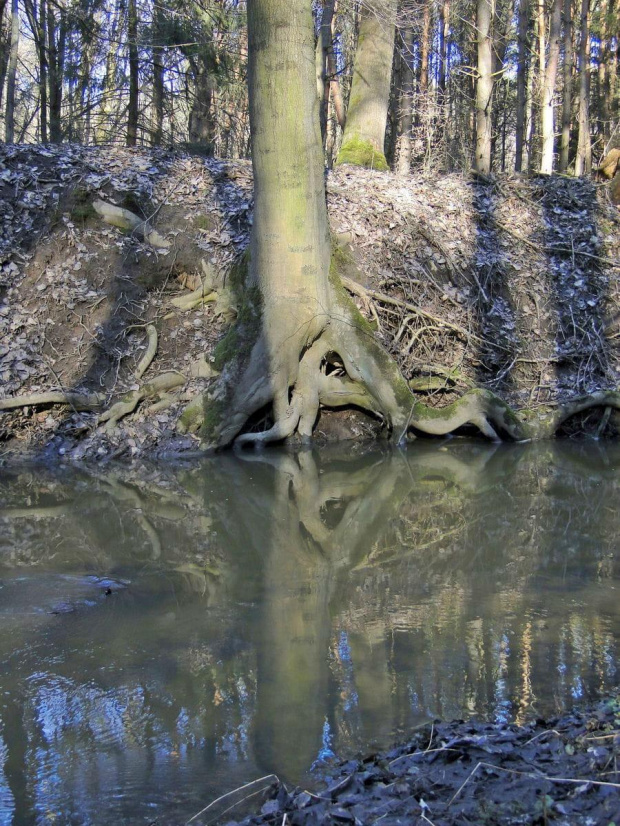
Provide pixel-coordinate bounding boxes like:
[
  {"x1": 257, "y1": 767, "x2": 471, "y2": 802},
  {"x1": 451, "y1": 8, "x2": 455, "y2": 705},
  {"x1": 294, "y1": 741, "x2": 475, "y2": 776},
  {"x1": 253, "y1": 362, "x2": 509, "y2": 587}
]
[
  {"x1": 475, "y1": 0, "x2": 493, "y2": 173},
  {"x1": 127, "y1": 0, "x2": 139, "y2": 146},
  {"x1": 396, "y1": 26, "x2": 414, "y2": 175},
  {"x1": 515, "y1": 0, "x2": 529, "y2": 170},
  {"x1": 151, "y1": 3, "x2": 164, "y2": 146},
  {"x1": 574, "y1": 0, "x2": 590, "y2": 175},
  {"x1": 558, "y1": 0, "x2": 572, "y2": 171},
  {"x1": 540, "y1": 0, "x2": 561, "y2": 173},
  {"x1": 5, "y1": 0, "x2": 19, "y2": 143}
]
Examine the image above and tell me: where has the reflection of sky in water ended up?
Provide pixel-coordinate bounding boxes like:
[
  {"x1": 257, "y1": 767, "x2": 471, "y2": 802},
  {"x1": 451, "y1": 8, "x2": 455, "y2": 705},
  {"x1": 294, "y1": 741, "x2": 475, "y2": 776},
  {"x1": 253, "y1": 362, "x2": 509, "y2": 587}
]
[
  {"x1": 0, "y1": 730, "x2": 15, "y2": 824},
  {"x1": 0, "y1": 443, "x2": 619, "y2": 822}
]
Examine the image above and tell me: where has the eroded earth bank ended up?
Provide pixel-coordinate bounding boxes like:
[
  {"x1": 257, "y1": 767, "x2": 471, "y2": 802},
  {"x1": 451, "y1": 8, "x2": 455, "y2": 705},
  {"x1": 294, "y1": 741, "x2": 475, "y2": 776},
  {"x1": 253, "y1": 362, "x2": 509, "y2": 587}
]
[{"x1": 1, "y1": 144, "x2": 620, "y2": 460}]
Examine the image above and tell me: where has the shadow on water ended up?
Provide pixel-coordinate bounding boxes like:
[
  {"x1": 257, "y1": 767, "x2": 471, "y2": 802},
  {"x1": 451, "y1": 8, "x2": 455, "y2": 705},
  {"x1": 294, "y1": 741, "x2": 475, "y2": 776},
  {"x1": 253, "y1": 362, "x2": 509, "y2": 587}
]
[
  {"x1": 469, "y1": 178, "x2": 519, "y2": 392},
  {"x1": 1, "y1": 441, "x2": 620, "y2": 821}
]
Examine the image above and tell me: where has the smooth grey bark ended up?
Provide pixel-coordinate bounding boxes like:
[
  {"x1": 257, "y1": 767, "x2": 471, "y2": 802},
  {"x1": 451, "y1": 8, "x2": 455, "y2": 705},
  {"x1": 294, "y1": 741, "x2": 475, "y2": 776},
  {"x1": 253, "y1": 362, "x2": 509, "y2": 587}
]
[{"x1": 336, "y1": 0, "x2": 397, "y2": 170}]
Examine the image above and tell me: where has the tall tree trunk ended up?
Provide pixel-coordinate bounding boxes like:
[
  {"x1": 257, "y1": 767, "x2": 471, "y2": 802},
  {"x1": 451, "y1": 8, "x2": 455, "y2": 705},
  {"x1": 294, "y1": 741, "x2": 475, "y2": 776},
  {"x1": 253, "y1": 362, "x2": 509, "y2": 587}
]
[
  {"x1": 151, "y1": 2, "x2": 164, "y2": 146},
  {"x1": 515, "y1": 0, "x2": 529, "y2": 170},
  {"x1": 47, "y1": 4, "x2": 65, "y2": 143},
  {"x1": 205, "y1": 0, "x2": 413, "y2": 447},
  {"x1": 5, "y1": 0, "x2": 19, "y2": 143},
  {"x1": 188, "y1": 67, "x2": 215, "y2": 148},
  {"x1": 316, "y1": 0, "x2": 336, "y2": 146},
  {"x1": 396, "y1": 26, "x2": 414, "y2": 175},
  {"x1": 439, "y1": 0, "x2": 450, "y2": 95},
  {"x1": 126, "y1": 0, "x2": 139, "y2": 146},
  {"x1": 574, "y1": 0, "x2": 590, "y2": 175},
  {"x1": 540, "y1": 0, "x2": 562, "y2": 173},
  {"x1": 336, "y1": 0, "x2": 397, "y2": 170},
  {"x1": 38, "y1": 0, "x2": 48, "y2": 142},
  {"x1": 475, "y1": 0, "x2": 493, "y2": 173},
  {"x1": 97, "y1": 0, "x2": 123, "y2": 142},
  {"x1": 0, "y1": 0, "x2": 11, "y2": 113},
  {"x1": 558, "y1": 0, "x2": 572, "y2": 170}
]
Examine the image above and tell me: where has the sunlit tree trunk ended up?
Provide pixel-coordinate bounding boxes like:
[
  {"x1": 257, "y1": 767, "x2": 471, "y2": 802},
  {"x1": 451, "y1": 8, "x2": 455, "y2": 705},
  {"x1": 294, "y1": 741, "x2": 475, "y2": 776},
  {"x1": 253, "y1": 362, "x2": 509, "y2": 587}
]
[
  {"x1": 574, "y1": 0, "x2": 590, "y2": 175},
  {"x1": 475, "y1": 0, "x2": 493, "y2": 173},
  {"x1": 336, "y1": 0, "x2": 397, "y2": 170},
  {"x1": 4, "y1": 0, "x2": 19, "y2": 143},
  {"x1": 558, "y1": 0, "x2": 572, "y2": 171},
  {"x1": 515, "y1": 0, "x2": 529, "y2": 170},
  {"x1": 126, "y1": 0, "x2": 139, "y2": 146},
  {"x1": 540, "y1": 0, "x2": 561, "y2": 173}
]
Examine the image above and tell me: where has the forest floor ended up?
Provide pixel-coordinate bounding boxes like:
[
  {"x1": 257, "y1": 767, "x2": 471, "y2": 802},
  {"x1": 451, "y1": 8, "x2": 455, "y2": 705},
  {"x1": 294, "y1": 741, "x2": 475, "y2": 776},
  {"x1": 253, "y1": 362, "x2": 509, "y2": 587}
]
[
  {"x1": 1, "y1": 143, "x2": 619, "y2": 462},
  {"x1": 191, "y1": 695, "x2": 620, "y2": 826}
]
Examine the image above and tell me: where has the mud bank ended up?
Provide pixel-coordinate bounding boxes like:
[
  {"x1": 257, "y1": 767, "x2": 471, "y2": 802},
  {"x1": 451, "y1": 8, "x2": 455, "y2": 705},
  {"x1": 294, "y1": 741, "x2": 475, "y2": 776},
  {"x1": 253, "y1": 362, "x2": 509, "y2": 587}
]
[
  {"x1": 1, "y1": 144, "x2": 619, "y2": 460},
  {"x1": 203, "y1": 695, "x2": 620, "y2": 826}
]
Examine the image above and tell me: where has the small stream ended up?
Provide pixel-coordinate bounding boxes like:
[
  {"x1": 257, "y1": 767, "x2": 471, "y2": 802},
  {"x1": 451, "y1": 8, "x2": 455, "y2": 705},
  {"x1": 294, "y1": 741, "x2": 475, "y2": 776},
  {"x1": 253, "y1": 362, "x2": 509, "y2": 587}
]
[{"x1": 0, "y1": 440, "x2": 619, "y2": 825}]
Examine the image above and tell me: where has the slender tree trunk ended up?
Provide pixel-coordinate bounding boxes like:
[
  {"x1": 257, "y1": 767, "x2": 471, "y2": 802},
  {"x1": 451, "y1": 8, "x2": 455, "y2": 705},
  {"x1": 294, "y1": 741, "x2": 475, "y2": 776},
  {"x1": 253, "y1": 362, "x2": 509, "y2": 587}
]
[
  {"x1": 0, "y1": 0, "x2": 11, "y2": 113},
  {"x1": 47, "y1": 4, "x2": 65, "y2": 142},
  {"x1": 540, "y1": 0, "x2": 562, "y2": 172},
  {"x1": 558, "y1": 0, "x2": 572, "y2": 170},
  {"x1": 336, "y1": 0, "x2": 397, "y2": 170},
  {"x1": 475, "y1": 0, "x2": 493, "y2": 173},
  {"x1": 515, "y1": 0, "x2": 529, "y2": 170},
  {"x1": 439, "y1": 0, "x2": 450, "y2": 95},
  {"x1": 574, "y1": 0, "x2": 590, "y2": 175},
  {"x1": 316, "y1": 0, "x2": 336, "y2": 146},
  {"x1": 151, "y1": 3, "x2": 164, "y2": 146},
  {"x1": 38, "y1": 0, "x2": 48, "y2": 142},
  {"x1": 5, "y1": 0, "x2": 19, "y2": 143},
  {"x1": 188, "y1": 67, "x2": 215, "y2": 147},
  {"x1": 127, "y1": 0, "x2": 139, "y2": 146},
  {"x1": 396, "y1": 26, "x2": 414, "y2": 175}
]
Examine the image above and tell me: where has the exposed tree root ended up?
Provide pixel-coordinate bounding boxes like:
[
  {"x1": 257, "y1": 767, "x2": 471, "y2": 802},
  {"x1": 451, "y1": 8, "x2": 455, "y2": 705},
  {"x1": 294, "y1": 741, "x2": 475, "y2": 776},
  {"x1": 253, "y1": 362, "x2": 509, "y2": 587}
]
[
  {"x1": 0, "y1": 391, "x2": 105, "y2": 411},
  {"x1": 99, "y1": 371, "x2": 185, "y2": 433},
  {"x1": 134, "y1": 324, "x2": 158, "y2": 380}
]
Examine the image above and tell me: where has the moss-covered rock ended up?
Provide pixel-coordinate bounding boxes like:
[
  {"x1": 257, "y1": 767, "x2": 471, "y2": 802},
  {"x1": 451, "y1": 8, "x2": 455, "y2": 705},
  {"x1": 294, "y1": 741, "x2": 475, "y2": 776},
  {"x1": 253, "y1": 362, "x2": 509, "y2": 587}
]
[{"x1": 336, "y1": 136, "x2": 389, "y2": 172}]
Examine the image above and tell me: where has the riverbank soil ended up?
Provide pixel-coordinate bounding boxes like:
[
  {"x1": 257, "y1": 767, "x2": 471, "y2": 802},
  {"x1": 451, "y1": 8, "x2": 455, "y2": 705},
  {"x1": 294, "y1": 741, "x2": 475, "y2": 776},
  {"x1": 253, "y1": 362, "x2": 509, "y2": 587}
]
[
  {"x1": 1, "y1": 144, "x2": 619, "y2": 460},
  {"x1": 209, "y1": 695, "x2": 620, "y2": 826}
]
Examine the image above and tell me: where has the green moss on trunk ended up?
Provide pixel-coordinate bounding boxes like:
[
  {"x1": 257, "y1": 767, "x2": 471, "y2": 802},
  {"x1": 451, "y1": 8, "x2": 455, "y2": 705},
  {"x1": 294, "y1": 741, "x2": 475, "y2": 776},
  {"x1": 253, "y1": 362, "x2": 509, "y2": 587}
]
[{"x1": 336, "y1": 136, "x2": 389, "y2": 171}]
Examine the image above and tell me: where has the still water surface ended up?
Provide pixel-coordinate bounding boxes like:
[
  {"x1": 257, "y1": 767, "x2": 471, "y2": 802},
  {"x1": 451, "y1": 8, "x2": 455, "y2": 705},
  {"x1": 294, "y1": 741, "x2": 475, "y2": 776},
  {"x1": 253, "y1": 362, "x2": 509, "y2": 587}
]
[{"x1": 0, "y1": 441, "x2": 619, "y2": 824}]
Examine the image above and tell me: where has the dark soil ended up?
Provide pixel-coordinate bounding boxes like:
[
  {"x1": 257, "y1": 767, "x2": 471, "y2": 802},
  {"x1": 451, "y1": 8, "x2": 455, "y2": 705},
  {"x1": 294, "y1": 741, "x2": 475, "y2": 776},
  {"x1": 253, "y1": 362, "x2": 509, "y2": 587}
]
[{"x1": 205, "y1": 695, "x2": 620, "y2": 826}]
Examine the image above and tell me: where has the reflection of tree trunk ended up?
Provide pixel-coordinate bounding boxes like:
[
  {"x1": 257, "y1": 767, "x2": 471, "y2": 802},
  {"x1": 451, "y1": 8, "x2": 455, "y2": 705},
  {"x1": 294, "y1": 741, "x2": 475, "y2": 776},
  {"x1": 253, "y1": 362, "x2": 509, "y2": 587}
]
[{"x1": 2, "y1": 695, "x2": 32, "y2": 823}]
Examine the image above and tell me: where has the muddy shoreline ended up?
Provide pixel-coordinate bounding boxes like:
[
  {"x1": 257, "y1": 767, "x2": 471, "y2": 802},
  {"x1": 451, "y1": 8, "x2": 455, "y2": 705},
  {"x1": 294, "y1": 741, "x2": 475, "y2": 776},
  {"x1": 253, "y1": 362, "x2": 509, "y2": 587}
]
[{"x1": 206, "y1": 696, "x2": 620, "y2": 826}]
